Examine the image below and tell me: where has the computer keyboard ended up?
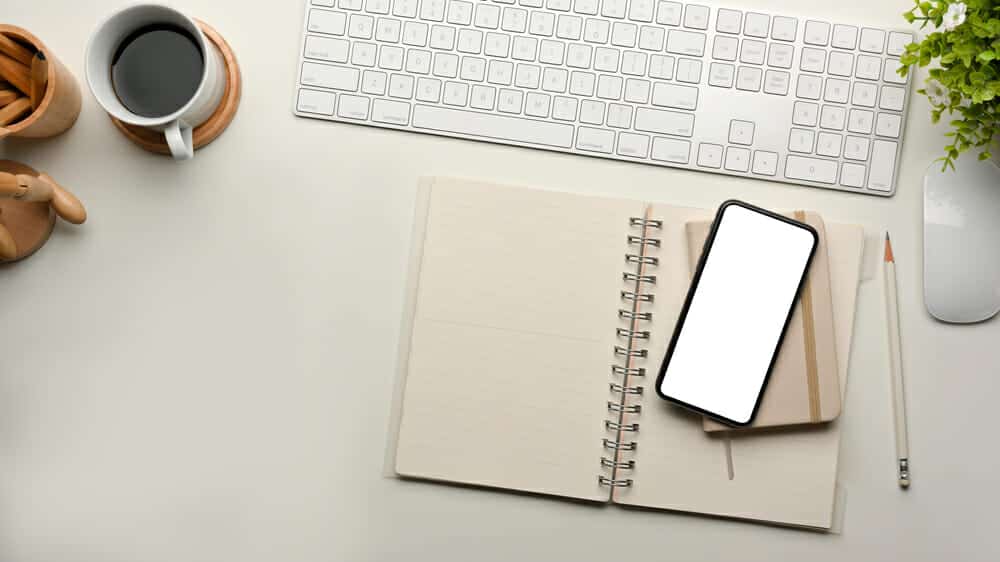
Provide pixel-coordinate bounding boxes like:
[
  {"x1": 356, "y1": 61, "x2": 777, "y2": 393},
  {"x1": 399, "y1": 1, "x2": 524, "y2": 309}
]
[{"x1": 294, "y1": 0, "x2": 913, "y2": 196}]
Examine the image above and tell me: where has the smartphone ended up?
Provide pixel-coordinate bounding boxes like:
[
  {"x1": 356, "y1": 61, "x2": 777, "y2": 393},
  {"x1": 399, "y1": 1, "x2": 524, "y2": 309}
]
[{"x1": 655, "y1": 200, "x2": 818, "y2": 426}]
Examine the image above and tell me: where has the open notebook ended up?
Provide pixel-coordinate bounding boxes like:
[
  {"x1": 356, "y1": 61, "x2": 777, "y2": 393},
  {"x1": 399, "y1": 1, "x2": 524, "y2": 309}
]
[{"x1": 388, "y1": 177, "x2": 865, "y2": 529}]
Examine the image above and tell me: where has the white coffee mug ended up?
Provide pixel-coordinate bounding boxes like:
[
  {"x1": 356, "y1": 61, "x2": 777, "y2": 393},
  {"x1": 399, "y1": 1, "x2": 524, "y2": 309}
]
[{"x1": 85, "y1": 4, "x2": 226, "y2": 160}]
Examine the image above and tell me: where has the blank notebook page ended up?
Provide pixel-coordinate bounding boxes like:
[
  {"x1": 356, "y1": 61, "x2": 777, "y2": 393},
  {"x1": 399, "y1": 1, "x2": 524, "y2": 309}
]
[{"x1": 395, "y1": 178, "x2": 645, "y2": 502}]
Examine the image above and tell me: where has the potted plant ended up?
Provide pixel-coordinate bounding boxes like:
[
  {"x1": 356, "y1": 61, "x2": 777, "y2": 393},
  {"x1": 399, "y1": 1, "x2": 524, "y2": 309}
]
[{"x1": 901, "y1": 1, "x2": 1000, "y2": 169}]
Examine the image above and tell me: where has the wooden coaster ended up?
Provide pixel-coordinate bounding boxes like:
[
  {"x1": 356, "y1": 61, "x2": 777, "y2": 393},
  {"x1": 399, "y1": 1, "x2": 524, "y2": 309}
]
[
  {"x1": 109, "y1": 20, "x2": 241, "y2": 155},
  {"x1": 0, "y1": 160, "x2": 55, "y2": 263}
]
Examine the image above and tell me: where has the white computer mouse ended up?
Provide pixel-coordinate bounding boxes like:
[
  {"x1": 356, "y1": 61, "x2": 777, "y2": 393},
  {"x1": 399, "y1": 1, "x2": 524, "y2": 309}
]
[{"x1": 924, "y1": 152, "x2": 1000, "y2": 323}]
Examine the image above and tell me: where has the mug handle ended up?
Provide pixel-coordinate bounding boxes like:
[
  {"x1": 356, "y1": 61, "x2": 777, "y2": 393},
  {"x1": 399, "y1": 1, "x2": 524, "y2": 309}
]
[{"x1": 164, "y1": 120, "x2": 194, "y2": 160}]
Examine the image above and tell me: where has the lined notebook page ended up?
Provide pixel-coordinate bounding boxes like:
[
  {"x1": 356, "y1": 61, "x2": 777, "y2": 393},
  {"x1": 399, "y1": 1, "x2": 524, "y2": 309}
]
[
  {"x1": 395, "y1": 178, "x2": 645, "y2": 502},
  {"x1": 615, "y1": 205, "x2": 864, "y2": 529}
]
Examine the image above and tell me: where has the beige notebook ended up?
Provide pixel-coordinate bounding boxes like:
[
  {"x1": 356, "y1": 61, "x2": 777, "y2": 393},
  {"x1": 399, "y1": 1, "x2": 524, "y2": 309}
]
[
  {"x1": 389, "y1": 177, "x2": 865, "y2": 529},
  {"x1": 687, "y1": 213, "x2": 842, "y2": 433}
]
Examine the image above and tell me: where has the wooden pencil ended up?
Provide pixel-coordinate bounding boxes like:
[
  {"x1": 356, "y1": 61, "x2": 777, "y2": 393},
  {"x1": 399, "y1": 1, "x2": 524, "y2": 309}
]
[
  {"x1": 0, "y1": 96, "x2": 30, "y2": 126},
  {"x1": 0, "y1": 87, "x2": 19, "y2": 106},
  {"x1": 0, "y1": 33, "x2": 34, "y2": 66},
  {"x1": 29, "y1": 51, "x2": 47, "y2": 109},
  {"x1": 883, "y1": 233, "x2": 911, "y2": 489},
  {"x1": 0, "y1": 52, "x2": 30, "y2": 95}
]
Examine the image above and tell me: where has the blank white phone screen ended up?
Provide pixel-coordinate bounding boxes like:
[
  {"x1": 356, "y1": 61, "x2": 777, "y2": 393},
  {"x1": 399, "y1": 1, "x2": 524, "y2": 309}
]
[{"x1": 658, "y1": 204, "x2": 816, "y2": 425}]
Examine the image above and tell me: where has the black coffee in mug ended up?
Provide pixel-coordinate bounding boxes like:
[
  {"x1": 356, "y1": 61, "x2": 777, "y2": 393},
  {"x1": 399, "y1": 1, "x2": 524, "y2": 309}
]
[{"x1": 111, "y1": 24, "x2": 204, "y2": 118}]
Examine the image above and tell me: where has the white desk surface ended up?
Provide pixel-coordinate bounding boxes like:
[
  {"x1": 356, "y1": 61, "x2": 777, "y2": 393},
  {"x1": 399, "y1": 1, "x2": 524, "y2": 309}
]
[{"x1": 2, "y1": 1, "x2": 997, "y2": 560}]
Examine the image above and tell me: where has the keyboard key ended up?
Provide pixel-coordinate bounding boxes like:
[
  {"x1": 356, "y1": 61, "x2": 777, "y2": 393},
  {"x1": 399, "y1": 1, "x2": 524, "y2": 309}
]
[
  {"x1": 379, "y1": 45, "x2": 405, "y2": 70},
  {"x1": 628, "y1": 0, "x2": 656, "y2": 22},
  {"x1": 803, "y1": 20, "x2": 830, "y2": 45},
  {"x1": 420, "y1": 0, "x2": 446, "y2": 21},
  {"x1": 716, "y1": 9, "x2": 742, "y2": 34},
  {"x1": 543, "y1": 67, "x2": 569, "y2": 91},
  {"x1": 349, "y1": 14, "x2": 375, "y2": 38},
  {"x1": 840, "y1": 162, "x2": 866, "y2": 188},
  {"x1": 558, "y1": 14, "x2": 584, "y2": 39},
  {"x1": 684, "y1": 4, "x2": 710, "y2": 30},
  {"x1": 676, "y1": 58, "x2": 702, "y2": 83},
  {"x1": 875, "y1": 113, "x2": 901, "y2": 137},
  {"x1": 651, "y1": 137, "x2": 691, "y2": 162},
  {"x1": 611, "y1": 22, "x2": 638, "y2": 46},
  {"x1": 708, "y1": 62, "x2": 734, "y2": 87},
  {"x1": 649, "y1": 54, "x2": 675, "y2": 79},
  {"x1": 447, "y1": 1, "x2": 473, "y2": 25},
  {"x1": 847, "y1": 108, "x2": 874, "y2": 134},
  {"x1": 389, "y1": 73, "x2": 415, "y2": 97},
  {"x1": 442, "y1": 80, "x2": 467, "y2": 104},
  {"x1": 729, "y1": 120, "x2": 755, "y2": 145},
  {"x1": 743, "y1": 12, "x2": 769, "y2": 38},
  {"x1": 831, "y1": 24, "x2": 857, "y2": 49},
  {"x1": 302, "y1": 62, "x2": 360, "y2": 91},
  {"x1": 570, "y1": 71, "x2": 596, "y2": 95},
  {"x1": 621, "y1": 51, "x2": 648, "y2": 75},
  {"x1": 459, "y1": 56, "x2": 486, "y2": 81},
  {"x1": 656, "y1": 1, "x2": 682, "y2": 26},
  {"x1": 416, "y1": 76, "x2": 442, "y2": 101},
  {"x1": 413, "y1": 104, "x2": 575, "y2": 147},
  {"x1": 430, "y1": 25, "x2": 456, "y2": 49},
  {"x1": 552, "y1": 95, "x2": 578, "y2": 120},
  {"x1": 362, "y1": 70, "x2": 388, "y2": 94},
  {"x1": 792, "y1": 101, "x2": 818, "y2": 126},
  {"x1": 309, "y1": 9, "x2": 348, "y2": 35},
  {"x1": 796, "y1": 74, "x2": 822, "y2": 99},
  {"x1": 697, "y1": 143, "x2": 724, "y2": 168},
  {"x1": 515, "y1": 63, "x2": 541, "y2": 88},
  {"x1": 305, "y1": 36, "x2": 350, "y2": 63},
  {"x1": 525, "y1": 91, "x2": 551, "y2": 116},
  {"x1": 530, "y1": 11, "x2": 557, "y2": 35},
  {"x1": 852, "y1": 82, "x2": 877, "y2": 107},
  {"x1": 597, "y1": 74, "x2": 624, "y2": 98},
  {"x1": 432, "y1": 52, "x2": 459, "y2": 77},
  {"x1": 497, "y1": 88, "x2": 524, "y2": 112},
  {"x1": 868, "y1": 140, "x2": 897, "y2": 191},
  {"x1": 788, "y1": 128, "x2": 814, "y2": 153},
  {"x1": 752, "y1": 150, "x2": 778, "y2": 175},
  {"x1": 337, "y1": 94, "x2": 370, "y2": 119},
  {"x1": 824, "y1": 78, "x2": 849, "y2": 103},
  {"x1": 819, "y1": 105, "x2": 845, "y2": 129},
  {"x1": 574, "y1": 0, "x2": 600, "y2": 15},
  {"x1": 713, "y1": 36, "x2": 739, "y2": 61},
  {"x1": 372, "y1": 98, "x2": 411, "y2": 124},
  {"x1": 816, "y1": 131, "x2": 841, "y2": 157},
  {"x1": 407, "y1": 49, "x2": 433, "y2": 74},
  {"x1": 764, "y1": 70, "x2": 790, "y2": 95},
  {"x1": 485, "y1": 33, "x2": 512, "y2": 56},
  {"x1": 666, "y1": 30, "x2": 706, "y2": 56},
  {"x1": 351, "y1": 42, "x2": 377, "y2": 66},
  {"x1": 887, "y1": 32, "x2": 912, "y2": 56},
  {"x1": 725, "y1": 146, "x2": 751, "y2": 171},
  {"x1": 567, "y1": 43, "x2": 593, "y2": 67},
  {"x1": 393, "y1": 0, "x2": 418, "y2": 18},
  {"x1": 827, "y1": 51, "x2": 853, "y2": 77},
  {"x1": 402, "y1": 21, "x2": 429, "y2": 45},
  {"x1": 513, "y1": 36, "x2": 538, "y2": 60},
  {"x1": 577, "y1": 126, "x2": 615, "y2": 152},
  {"x1": 855, "y1": 55, "x2": 881, "y2": 80},
  {"x1": 638, "y1": 25, "x2": 665, "y2": 50},
  {"x1": 736, "y1": 66, "x2": 763, "y2": 91},
  {"x1": 367, "y1": 0, "x2": 390, "y2": 15},
  {"x1": 843, "y1": 135, "x2": 870, "y2": 160},
  {"x1": 740, "y1": 40, "x2": 766, "y2": 65},
  {"x1": 457, "y1": 29, "x2": 484, "y2": 53},
  {"x1": 340, "y1": 0, "x2": 362, "y2": 10},
  {"x1": 617, "y1": 132, "x2": 651, "y2": 157},
  {"x1": 475, "y1": 4, "x2": 502, "y2": 28},
  {"x1": 859, "y1": 28, "x2": 885, "y2": 53},
  {"x1": 771, "y1": 16, "x2": 797, "y2": 41},
  {"x1": 502, "y1": 7, "x2": 528, "y2": 32},
  {"x1": 375, "y1": 18, "x2": 402, "y2": 42},
  {"x1": 539, "y1": 39, "x2": 567, "y2": 63},
  {"x1": 624, "y1": 78, "x2": 651, "y2": 103},
  {"x1": 883, "y1": 58, "x2": 907, "y2": 84},
  {"x1": 786, "y1": 155, "x2": 838, "y2": 184},
  {"x1": 800, "y1": 48, "x2": 825, "y2": 73},
  {"x1": 767, "y1": 44, "x2": 794, "y2": 68},
  {"x1": 880, "y1": 85, "x2": 905, "y2": 111},
  {"x1": 297, "y1": 88, "x2": 336, "y2": 114},
  {"x1": 580, "y1": 99, "x2": 605, "y2": 123},
  {"x1": 651, "y1": 82, "x2": 698, "y2": 110},
  {"x1": 602, "y1": 0, "x2": 627, "y2": 18},
  {"x1": 635, "y1": 106, "x2": 695, "y2": 136}
]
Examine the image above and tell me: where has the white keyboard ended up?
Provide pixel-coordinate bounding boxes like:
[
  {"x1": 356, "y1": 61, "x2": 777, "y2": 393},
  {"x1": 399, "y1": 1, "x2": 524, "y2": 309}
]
[{"x1": 294, "y1": 0, "x2": 913, "y2": 196}]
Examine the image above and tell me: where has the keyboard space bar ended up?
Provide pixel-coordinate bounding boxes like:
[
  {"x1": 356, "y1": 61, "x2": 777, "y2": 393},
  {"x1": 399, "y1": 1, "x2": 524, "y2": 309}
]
[{"x1": 412, "y1": 105, "x2": 575, "y2": 149}]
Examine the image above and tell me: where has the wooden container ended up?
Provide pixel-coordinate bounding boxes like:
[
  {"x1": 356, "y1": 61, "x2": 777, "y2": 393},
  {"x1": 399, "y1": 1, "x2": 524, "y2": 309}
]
[{"x1": 0, "y1": 25, "x2": 81, "y2": 139}]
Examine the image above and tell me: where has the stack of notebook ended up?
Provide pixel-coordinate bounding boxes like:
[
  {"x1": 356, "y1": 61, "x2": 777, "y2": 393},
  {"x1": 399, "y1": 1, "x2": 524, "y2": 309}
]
[{"x1": 386, "y1": 177, "x2": 865, "y2": 530}]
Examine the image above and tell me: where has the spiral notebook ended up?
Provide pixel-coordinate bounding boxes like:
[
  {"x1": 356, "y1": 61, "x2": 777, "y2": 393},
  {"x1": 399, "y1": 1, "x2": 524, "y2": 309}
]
[{"x1": 387, "y1": 177, "x2": 865, "y2": 530}]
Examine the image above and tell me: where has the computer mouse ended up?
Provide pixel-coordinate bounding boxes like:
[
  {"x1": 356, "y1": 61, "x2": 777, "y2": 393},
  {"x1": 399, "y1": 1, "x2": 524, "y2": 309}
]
[{"x1": 923, "y1": 153, "x2": 1000, "y2": 323}]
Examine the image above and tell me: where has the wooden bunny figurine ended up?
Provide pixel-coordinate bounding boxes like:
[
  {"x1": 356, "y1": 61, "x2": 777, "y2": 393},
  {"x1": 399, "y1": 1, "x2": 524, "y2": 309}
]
[{"x1": 0, "y1": 164, "x2": 85, "y2": 262}]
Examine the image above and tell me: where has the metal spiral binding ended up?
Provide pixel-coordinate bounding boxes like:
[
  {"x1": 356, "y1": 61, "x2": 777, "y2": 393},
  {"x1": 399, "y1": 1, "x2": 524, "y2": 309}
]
[{"x1": 600, "y1": 214, "x2": 661, "y2": 490}]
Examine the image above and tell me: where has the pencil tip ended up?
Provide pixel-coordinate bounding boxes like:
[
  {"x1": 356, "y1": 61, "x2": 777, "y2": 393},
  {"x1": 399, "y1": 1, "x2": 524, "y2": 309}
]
[{"x1": 884, "y1": 234, "x2": 894, "y2": 263}]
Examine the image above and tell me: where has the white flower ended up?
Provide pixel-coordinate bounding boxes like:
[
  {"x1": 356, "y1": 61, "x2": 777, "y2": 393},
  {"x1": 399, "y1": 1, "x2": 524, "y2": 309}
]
[
  {"x1": 942, "y1": 2, "x2": 967, "y2": 31},
  {"x1": 925, "y1": 78, "x2": 950, "y2": 106}
]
